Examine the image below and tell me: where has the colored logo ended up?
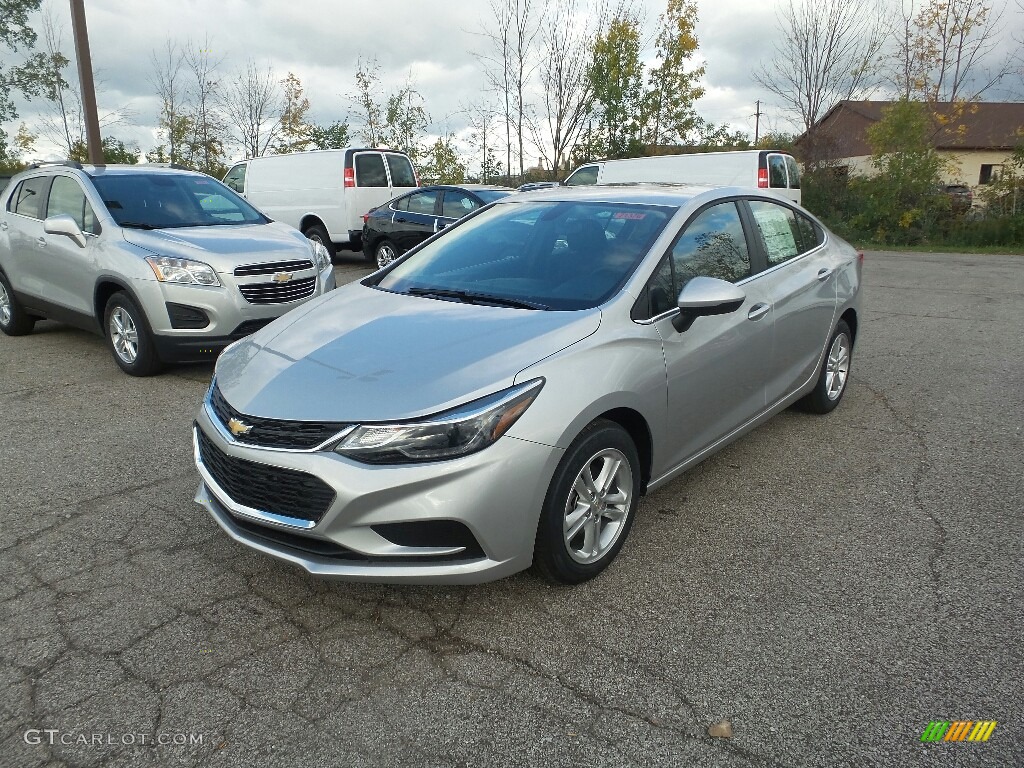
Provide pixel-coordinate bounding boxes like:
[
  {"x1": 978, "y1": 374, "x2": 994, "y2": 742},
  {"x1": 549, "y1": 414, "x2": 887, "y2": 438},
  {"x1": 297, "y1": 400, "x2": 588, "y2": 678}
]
[
  {"x1": 227, "y1": 418, "x2": 253, "y2": 437},
  {"x1": 921, "y1": 721, "x2": 997, "y2": 742},
  {"x1": 272, "y1": 272, "x2": 294, "y2": 283}
]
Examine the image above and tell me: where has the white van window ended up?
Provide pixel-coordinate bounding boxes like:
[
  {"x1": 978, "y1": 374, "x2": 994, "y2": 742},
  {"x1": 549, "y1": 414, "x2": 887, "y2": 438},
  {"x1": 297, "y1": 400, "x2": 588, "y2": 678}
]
[
  {"x1": 223, "y1": 164, "x2": 246, "y2": 193},
  {"x1": 385, "y1": 154, "x2": 416, "y2": 187},
  {"x1": 784, "y1": 156, "x2": 801, "y2": 189},
  {"x1": 565, "y1": 165, "x2": 599, "y2": 186},
  {"x1": 768, "y1": 155, "x2": 787, "y2": 188},
  {"x1": 355, "y1": 153, "x2": 388, "y2": 187}
]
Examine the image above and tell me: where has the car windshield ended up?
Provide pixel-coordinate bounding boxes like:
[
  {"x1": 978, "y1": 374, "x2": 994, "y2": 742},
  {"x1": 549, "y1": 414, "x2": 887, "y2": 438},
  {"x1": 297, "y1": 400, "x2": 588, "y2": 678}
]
[
  {"x1": 375, "y1": 200, "x2": 674, "y2": 311},
  {"x1": 91, "y1": 173, "x2": 268, "y2": 229}
]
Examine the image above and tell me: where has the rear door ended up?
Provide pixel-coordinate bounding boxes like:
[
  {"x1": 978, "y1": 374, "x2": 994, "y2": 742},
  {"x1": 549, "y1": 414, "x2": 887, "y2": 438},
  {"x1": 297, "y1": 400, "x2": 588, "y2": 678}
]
[
  {"x1": 3, "y1": 174, "x2": 52, "y2": 300},
  {"x1": 743, "y1": 197, "x2": 838, "y2": 404},
  {"x1": 392, "y1": 188, "x2": 440, "y2": 253},
  {"x1": 349, "y1": 151, "x2": 393, "y2": 234}
]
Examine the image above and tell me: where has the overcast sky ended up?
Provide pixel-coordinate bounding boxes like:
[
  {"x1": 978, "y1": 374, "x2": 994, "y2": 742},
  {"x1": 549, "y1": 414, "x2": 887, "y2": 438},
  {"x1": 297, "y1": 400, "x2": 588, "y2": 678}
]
[{"x1": 4, "y1": 0, "x2": 1022, "y2": 165}]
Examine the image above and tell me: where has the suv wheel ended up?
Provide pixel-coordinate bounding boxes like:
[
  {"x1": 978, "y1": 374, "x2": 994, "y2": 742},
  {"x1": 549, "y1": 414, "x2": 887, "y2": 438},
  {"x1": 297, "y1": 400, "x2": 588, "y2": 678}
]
[
  {"x1": 375, "y1": 240, "x2": 397, "y2": 270},
  {"x1": 0, "y1": 271, "x2": 35, "y2": 336},
  {"x1": 104, "y1": 292, "x2": 162, "y2": 376}
]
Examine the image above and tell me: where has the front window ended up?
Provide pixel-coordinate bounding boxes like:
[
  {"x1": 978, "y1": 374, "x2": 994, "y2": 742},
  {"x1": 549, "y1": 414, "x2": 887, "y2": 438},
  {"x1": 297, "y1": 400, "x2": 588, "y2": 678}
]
[
  {"x1": 375, "y1": 200, "x2": 674, "y2": 311},
  {"x1": 91, "y1": 173, "x2": 267, "y2": 229},
  {"x1": 670, "y1": 202, "x2": 751, "y2": 284},
  {"x1": 46, "y1": 176, "x2": 99, "y2": 234}
]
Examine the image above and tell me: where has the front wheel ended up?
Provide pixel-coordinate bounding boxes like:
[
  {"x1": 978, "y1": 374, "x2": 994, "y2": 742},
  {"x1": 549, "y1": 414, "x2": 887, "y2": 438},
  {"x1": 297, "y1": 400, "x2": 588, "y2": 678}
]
[
  {"x1": 104, "y1": 292, "x2": 162, "y2": 377},
  {"x1": 798, "y1": 320, "x2": 852, "y2": 414},
  {"x1": 533, "y1": 420, "x2": 641, "y2": 584},
  {"x1": 302, "y1": 223, "x2": 338, "y2": 264}
]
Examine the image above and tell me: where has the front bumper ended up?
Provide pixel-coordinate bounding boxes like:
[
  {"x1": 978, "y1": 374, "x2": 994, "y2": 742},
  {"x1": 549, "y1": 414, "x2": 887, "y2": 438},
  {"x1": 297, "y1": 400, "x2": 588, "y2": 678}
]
[{"x1": 192, "y1": 397, "x2": 562, "y2": 584}]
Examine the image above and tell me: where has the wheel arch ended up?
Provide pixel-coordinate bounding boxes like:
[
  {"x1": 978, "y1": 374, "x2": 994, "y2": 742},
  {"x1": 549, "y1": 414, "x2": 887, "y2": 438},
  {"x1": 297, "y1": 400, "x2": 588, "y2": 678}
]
[
  {"x1": 594, "y1": 407, "x2": 653, "y2": 494},
  {"x1": 94, "y1": 277, "x2": 150, "y2": 337},
  {"x1": 839, "y1": 307, "x2": 858, "y2": 346},
  {"x1": 299, "y1": 214, "x2": 329, "y2": 235}
]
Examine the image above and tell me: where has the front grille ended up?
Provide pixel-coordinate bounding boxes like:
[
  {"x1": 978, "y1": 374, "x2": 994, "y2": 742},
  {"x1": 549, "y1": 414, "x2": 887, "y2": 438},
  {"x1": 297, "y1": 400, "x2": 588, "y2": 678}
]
[
  {"x1": 209, "y1": 383, "x2": 350, "y2": 450},
  {"x1": 234, "y1": 259, "x2": 314, "y2": 277},
  {"x1": 239, "y1": 276, "x2": 316, "y2": 304},
  {"x1": 196, "y1": 427, "x2": 335, "y2": 523}
]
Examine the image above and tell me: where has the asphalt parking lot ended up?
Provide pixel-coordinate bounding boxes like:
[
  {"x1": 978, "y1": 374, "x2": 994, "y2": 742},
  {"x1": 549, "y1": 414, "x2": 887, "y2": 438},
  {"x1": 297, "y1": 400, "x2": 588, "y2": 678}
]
[{"x1": 2, "y1": 249, "x2": 1021, "y2": 767}]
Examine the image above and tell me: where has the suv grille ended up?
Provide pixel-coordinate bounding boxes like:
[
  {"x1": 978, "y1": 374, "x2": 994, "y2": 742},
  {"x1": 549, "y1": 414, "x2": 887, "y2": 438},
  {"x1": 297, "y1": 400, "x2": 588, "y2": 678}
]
[
  {"x1": 239, "y1": 276, "x2": 316, "y2": 304},
  {"x1": 234, "y1": 259, "x2": 314, "y2": 277},
  {"x1": 196, "y1": 427, "x2": 335, "y2": 523},
  {"x1": 209, "y1": 383, "x2": 350, "y2": 450}
]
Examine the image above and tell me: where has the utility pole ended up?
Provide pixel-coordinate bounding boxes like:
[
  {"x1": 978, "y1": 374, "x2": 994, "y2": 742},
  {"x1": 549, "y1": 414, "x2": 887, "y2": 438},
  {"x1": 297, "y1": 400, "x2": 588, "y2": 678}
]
[
  {"x1": 753, "y1": 100, "x2": 763, "y2": 145},
  {"x1": 69, "y1": 0, "x2": 103, "y2": 164}
]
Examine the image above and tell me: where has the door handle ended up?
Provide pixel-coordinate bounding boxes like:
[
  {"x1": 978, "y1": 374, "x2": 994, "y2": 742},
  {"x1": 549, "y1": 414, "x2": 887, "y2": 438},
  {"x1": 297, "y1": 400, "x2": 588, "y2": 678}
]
[
  {"x1": 37, "y1": 236, "x2": 47, "y2": 248},
  {"x1": 0, "y1": 221, "x2": 8, "y2": 231},
  {"x1": 395, "y1": 216, "x2": 409, "y2": 223},
  {"x1": 747, "y1": 302, "x2": 770, "y2": 321},
  {"x1": 817, "y1": 267, "x2": 833, "y2": 282}
]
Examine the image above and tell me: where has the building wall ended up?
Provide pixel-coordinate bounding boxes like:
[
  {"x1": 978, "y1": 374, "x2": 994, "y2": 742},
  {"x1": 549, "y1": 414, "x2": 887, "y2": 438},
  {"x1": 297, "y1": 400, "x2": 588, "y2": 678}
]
[{"x1": 836, "y1": 149, "x2": 1015, "y2": 190}]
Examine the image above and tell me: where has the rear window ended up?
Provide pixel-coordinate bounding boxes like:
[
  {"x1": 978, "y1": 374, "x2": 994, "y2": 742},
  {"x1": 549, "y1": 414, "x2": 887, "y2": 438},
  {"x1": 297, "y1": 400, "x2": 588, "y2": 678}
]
[
  {"x1": 355, "y1": 153, "x2": 388, "y2": 187},
  {"x1": 784, "y1": 156, "x2": 801, "y2": 189},
  {"x1": 385, "y1": 154, "x2": 416, "y2": 187},
  {"x1": 92, "y1": 173, "x2": 267, "y2": 229}
]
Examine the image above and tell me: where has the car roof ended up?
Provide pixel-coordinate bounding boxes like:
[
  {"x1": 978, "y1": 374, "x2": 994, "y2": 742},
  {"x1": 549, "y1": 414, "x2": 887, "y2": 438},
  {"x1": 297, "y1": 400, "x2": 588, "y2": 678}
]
[
  {"x1": 420, "y1": 184, "x2": 515, "y2": 192},
  {"x1": 491, "y1": 183, "x2": 727, "y2": 207}
]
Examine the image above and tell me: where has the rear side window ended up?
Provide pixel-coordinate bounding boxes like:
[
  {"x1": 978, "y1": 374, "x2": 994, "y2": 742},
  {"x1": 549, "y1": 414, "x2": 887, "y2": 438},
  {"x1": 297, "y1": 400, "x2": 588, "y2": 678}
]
[
  {"x1": 749, "y1": 200, "x2": 806, "y2": 266},
  {"x1": 9, "y1": 176, "x2": 48, "y2": 219},
  {"x1": 355, "y1": 153, "x2": 388, "y2": 187},
  {"x1": 406, "y1": 190, "x2": 438, "y2": 215},
  {"x1": 785, "y1": 156, "x2": 801, "y2": 189},
  {"x1": 390, "y1": 195, "x2": 410, "y2": 212},
  {"x1": 385, "y1": 154, "x2": 416, "y2": 187},
  {"x1": 565, "y1": 165, "x2": 599, "y2": 186},
  {"x1": 46, "y1": 176, "x2": 99, "y2": 234},
  {"x1": 768, "y1": 155, "x2": 787, "y2": 188},
  {"x1": 223, "y1": 164, "x2": 246, "y2": 193}
]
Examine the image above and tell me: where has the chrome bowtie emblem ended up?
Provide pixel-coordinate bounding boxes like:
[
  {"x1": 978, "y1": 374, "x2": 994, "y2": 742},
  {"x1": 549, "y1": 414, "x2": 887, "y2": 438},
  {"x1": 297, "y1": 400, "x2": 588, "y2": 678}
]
[
  {"x1": 272, "y1": 272, "x2": 294, "y2": 283},
  {"x1": 227, "y1": 418, "x2": 253, "y2": 436}
]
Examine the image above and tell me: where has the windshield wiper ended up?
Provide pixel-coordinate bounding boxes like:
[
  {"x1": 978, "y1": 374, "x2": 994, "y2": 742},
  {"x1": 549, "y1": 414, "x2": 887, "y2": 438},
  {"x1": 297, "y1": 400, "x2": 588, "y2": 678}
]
[
  {"x1": 406, "y1": 287, "x2": 548, "y2": 310},
  {"x1": 118, "y1": 221, "x2": 157, "y2": 230}
]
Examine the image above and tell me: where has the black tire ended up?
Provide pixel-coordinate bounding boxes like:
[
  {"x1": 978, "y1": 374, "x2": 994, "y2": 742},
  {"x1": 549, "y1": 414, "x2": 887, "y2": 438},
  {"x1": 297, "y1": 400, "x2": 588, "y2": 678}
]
[
  {"x1": 103, "y1": 292, "x2": 163, "y2": 377},
  {"x1": 374, "y1": 239, "x2": 398, "y2": 270},
  {"x1": 533, "y1": 419, "x2": 641, "y2": 584},
  {"x1": 0, "y1": 271, "x2": 35, "y2": 336},
  {"x1": 302, "y1": 223, "x2": 338, "y2": 263},
  {"x1": 798, "y1": 320, "x2": 852, "y2": 414}
]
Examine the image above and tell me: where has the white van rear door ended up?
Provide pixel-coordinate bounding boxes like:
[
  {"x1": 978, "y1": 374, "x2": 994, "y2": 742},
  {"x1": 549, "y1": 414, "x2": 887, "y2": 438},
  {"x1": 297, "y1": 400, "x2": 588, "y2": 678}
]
[
  {"x1": 766, "y1": 153, "x2": 800, "y2": 204},
  {"x1": 349, "y1": 151, "x2": 394, "y2": 235}
]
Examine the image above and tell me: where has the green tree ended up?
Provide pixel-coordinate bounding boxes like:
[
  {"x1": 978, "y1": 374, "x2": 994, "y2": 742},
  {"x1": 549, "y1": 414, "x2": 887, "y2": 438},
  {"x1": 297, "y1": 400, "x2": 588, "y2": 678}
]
[
  {"x1": 643, "y1": 0, "x2": 705, "y2": 147},
  {"x1": 384, "y1": 79, "x2": 429, "y2": 160},
  {"x1": 352, "y1": 57, "x2": 385, "y2": 146},
  {"x1": 588, "y1": 13, "x2": 645, "y2": 158},
  {"x1": 308, "y1": 120, "x2": 350, "y2": 150},
  {"x1": 71, "y1": 136, "x2": 139, "y2": 164},
  {"x1": 0, "y1": 0, "x2": 43, "y2": 167},
  {"x1": 418, "y1": 134, "x2": 466, "y2": 184},
  {"x1": 275, "y1": 72, "x2": 311, "y2": 153}
]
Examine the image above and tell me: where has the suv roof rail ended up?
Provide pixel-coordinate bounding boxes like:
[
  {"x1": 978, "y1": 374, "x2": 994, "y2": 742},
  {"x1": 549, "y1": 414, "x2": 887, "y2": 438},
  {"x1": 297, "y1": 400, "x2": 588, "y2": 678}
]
[
  {"x1": 27, "y1": 160, "x2": 84, "y2": 170},
  {"x1": 139, "y1": 162, "x2": 193, "y2": 170}
]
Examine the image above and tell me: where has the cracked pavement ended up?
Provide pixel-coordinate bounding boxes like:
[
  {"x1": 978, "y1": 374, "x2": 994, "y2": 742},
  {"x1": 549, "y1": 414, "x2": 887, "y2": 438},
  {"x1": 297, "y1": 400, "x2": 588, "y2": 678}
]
[{"x1": 1, "y1": 251, "x2": 1021, "y2": 767}]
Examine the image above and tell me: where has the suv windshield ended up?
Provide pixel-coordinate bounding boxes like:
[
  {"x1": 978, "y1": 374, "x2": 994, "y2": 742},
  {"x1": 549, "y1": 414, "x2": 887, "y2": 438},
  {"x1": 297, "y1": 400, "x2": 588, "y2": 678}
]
[
  {"x1": 91, "y1": 173, "x2": 268, "y2": 229},
  {"x1": 376, "y1": 200, "x2": 674, "y2": 311}
]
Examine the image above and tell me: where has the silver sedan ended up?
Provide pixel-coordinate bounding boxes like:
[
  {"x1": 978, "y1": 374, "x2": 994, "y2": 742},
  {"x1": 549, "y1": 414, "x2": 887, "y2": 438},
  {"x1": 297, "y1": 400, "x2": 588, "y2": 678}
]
[{"x1": 193, "y1": 185, "x2": 861, "y2": 584}]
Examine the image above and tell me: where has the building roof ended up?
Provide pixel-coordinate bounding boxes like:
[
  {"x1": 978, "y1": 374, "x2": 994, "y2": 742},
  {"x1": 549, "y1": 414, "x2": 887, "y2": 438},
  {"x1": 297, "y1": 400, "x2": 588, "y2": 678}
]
[{"x1": 798, "y1": 100, "x2": 1024, "y2": 157}]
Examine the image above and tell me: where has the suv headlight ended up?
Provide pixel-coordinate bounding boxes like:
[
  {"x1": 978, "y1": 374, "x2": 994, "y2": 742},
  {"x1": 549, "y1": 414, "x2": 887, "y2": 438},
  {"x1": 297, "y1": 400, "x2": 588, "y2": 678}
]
[
  {"x1": 145, "y1": 256, "x2": 220, "y2": 286},
  {"x1": 309, "y1": 239, "x2": 331, "y2": 272},
  {"x1": 334, "y1": 379, "x2": 544, "y2": 464}
]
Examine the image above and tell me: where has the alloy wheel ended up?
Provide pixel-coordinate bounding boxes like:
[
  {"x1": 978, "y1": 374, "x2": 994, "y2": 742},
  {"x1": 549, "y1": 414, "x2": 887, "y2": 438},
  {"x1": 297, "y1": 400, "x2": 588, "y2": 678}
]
[
  {"x1": 562, "y1": 448, "x2": 634, "y2": 564},
  {"x1": 825, "y1": 333, "x2": 850, "y2": 401},
  {"x1": 109, "y1": 307, "x2": 140, "y2": 364},
  {"x1": 376, "y1": 243, "x2": 396, "y2": 269},
  {"x1": 0, "y1": 281, "x2": 10, "y2": 327}
]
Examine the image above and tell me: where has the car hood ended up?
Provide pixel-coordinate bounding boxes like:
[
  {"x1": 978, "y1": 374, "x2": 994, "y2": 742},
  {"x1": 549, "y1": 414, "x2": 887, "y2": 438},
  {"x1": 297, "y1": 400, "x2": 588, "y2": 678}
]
[
  {"x1": 121, "y1": 221, "x2": 312, "y2": 272},
  {"x1": 215, "y1": 282, "x2": 602, "y2": 422}
]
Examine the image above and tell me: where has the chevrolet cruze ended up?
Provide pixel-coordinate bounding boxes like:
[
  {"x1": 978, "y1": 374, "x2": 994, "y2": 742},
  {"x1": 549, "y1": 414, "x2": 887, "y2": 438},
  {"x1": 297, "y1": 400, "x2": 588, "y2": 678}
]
[
  {"x1": 193, "y1": 185, "x2": 861, "y2": 584},
  {"x1": 0, "y1": 163, "x2": 335, "y2": 375}
]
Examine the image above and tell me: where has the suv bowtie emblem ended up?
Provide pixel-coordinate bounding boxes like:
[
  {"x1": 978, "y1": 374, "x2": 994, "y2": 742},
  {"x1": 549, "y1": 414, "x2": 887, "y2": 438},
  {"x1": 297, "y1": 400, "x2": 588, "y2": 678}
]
[
  {"x1": 227, "y1": 418, "x2": 253, "y2": 436},
  {"x1": 272, "y1": 272, "x2": 294, "y2": 283}
]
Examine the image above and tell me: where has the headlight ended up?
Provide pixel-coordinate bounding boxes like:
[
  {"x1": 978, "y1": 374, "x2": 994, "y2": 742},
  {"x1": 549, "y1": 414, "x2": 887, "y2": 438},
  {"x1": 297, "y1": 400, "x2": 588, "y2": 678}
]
[
  {"x1": 309, "y1": 239, "x2": 331, "y2": 271},
  {"x1": 335, "y1": 378, "x2": 544, "y2": 464},
  {"x1": 145, "y1": 256, "x2": 220, "y2": 286}
]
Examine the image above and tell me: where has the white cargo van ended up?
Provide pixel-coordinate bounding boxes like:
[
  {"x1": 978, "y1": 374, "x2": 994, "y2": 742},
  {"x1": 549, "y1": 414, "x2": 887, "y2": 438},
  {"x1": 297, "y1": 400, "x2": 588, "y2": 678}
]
[
  {"x1": 564, "y1": 149, "x2": 801, "y2": 204},
  {"x1": 223, "y1": 148, "x2": 418, "y2": 258}
]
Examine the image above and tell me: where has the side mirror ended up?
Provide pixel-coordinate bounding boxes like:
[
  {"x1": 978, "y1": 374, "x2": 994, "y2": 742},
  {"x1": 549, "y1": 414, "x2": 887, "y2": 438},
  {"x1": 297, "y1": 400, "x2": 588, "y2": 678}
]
[
  {"x1": 673, "y1": 276, "x2": 746, "y2": 332},
  {"x1": 44, "y1": 214, "x2": 88, "y2": 248}
]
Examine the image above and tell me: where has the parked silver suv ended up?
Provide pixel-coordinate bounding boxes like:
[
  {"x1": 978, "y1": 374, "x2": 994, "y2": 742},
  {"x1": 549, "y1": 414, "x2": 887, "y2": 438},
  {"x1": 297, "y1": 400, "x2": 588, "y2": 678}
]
[{"x1": 0, "y1": 162, "x2": 335, "y2": 375}]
